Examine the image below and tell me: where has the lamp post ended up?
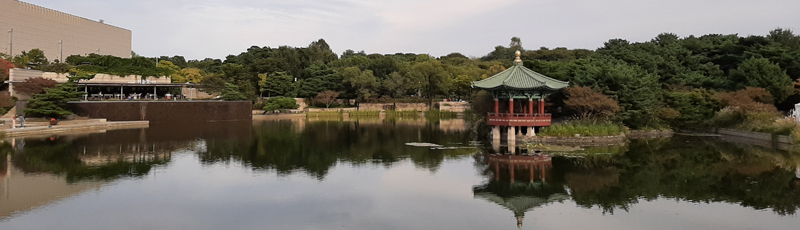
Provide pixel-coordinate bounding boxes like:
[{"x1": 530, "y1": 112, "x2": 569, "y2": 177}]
[
  {"x1": 58, "y1": 40, "x2": 63, "y2": 62},
  {"x1": 7, "y1": 29, "x2": 12, "y2": 56}
]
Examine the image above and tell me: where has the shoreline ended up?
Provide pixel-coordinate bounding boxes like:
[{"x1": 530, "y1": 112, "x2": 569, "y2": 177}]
[{"x1": 2, "y1": 120, "x2": 149, "y2": 138}]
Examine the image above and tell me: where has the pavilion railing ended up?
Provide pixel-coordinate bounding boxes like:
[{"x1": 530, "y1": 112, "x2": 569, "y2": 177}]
[{"x1": 487, "y1": 113, "x2": 551, "y2": 118}]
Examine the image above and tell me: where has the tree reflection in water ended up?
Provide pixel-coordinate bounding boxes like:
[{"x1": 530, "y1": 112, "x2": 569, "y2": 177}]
[
  {"x1": 473, "y1": 135, "x2": 800, "y2": 222},
  {"x1": 200, "y1": 119, "x2": 477, "y2": 180}
]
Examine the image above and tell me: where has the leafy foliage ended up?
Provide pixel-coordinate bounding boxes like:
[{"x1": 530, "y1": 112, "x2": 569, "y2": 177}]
[
  {"x1": 569, "y1": 57, "x2": 663, "y2": 128},
  {"x1": 23, "y1": 82, "x2": 84, "y2": 118},
  {"x1": 563, "y1": 86, "x2": 620, "y2": 119},
  {"x1": 14, "y1": 77, "x2": 58, "y2": 95},
  {"x1": 539, "y1": 119, "x2": 624, "y2": 137},
  {"x1": 728, "y1": 57, "x2": 793, "y2": 102},
  {"x1": 262, "y1": 96, "x2": 299, "y2": 111},
  {"x1": 220, "y1": 83, "x2": 247, "y2": 101},
  {"x1": 662, "y1": 89, "x2": 719, "y2": 127},
  {"x1": 315, "y1": 90, "x2": 339, "y2": 108}
]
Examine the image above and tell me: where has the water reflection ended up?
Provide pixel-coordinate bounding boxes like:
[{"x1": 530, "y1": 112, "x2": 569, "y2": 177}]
[
  {"x1": 0, "y1": 118, "x2": 799, "y2": 229},
  {"x1": 473, "y1": 154, "x2": 568, "y2": 228},
  {"x1": 476, "y1": 136, "x2": 800, "y2": 219},
  {"x1": 202, "y1": 118, "x2": 475, "y2": 179}
]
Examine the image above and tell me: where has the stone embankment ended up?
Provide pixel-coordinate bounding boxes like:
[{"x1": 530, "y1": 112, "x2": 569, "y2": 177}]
[{"x1": 2, "y1": 119, "x2": 149, "y2": 138}]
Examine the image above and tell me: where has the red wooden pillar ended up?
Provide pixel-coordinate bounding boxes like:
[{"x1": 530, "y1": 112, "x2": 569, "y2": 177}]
[
  {"x1": 538, "y1": 98, "x2": 545, "y2": 114},
  {"x1": 509, "y1": 163, "x2": 515, "y2": 183},
  {"x1": 529, "y1": 99, "x2": 534, "y2": 115},
  {"x1": 493, "y1": 99, "x2": 499, "y2": 114},
  {"x1": 529, "y1": 166, "x2": 534, "y2": 183},
  {"x1": 509, "y1": 98, "x2": 514, "y2": 115},
  {"x1": 494, "y1": 161, "x2": 500, "y2": 180}
]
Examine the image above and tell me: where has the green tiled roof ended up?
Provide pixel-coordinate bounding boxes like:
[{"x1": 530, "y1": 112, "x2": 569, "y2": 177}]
[{"x1": 472, "y1": 61, "x2": 568, "y2": 91}]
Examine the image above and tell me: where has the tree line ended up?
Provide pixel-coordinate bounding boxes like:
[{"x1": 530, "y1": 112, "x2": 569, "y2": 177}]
[{"x1": 2, "y1": 28, "x2": 799, "y2": 128}]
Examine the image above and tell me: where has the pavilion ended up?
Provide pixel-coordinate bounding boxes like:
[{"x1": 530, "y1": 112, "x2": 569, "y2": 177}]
[
  {"x1": 474, "y1": 154, "x2": 569, "y2": 228},
  {"x1": 472, "y1": 51, "x2": 568, "y2": 141}
]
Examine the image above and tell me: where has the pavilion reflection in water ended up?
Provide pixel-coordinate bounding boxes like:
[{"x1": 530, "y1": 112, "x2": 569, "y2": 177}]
[{"x1": 474, "y1": 153, "x2": 569, "y2": 228}]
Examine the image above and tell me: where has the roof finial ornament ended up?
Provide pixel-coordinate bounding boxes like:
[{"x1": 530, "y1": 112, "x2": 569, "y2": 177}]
[{"x1": 514, "y1": 50, "x2": 522, "y2": 65}]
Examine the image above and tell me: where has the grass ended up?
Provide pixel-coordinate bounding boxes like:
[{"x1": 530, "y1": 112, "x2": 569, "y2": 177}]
[
  {"x1": 711, "y1": 108, "x2": 800, "y2": 136},
  {"x1": 386, "y1": 110, "x2": 420, "y2": 117},
  {"x1": 424, "y1": 110, "x2": 457, "y2": 118},
  {"x1": 307, "y1": 111, "x2": 343, "y2": 118},
  {"x1": 539, "y1": 120, "x2": 624, "y2": 137},
  {"x1": 348, "y1": 110, "x2": 381, "y2": 117}
]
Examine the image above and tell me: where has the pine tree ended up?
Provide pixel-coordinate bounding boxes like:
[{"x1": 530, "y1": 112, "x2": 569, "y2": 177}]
[{"x1": 24, "y1": 82, "x2": 84, "y2": 118}]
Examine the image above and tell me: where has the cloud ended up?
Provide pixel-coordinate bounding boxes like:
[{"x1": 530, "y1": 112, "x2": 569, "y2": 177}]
[{"x1": 21, "y1": 0, "x2": 800, "y2": 60}]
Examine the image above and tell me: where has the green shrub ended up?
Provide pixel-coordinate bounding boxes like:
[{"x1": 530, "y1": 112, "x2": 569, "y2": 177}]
[
  {"x1": 424, "y1": 110, "x2": 457, "y2": 118},
  {"x1": 349, "y1": 110, "x2": 380, "y2": 117},
  {"x1": 262, "y1": 96, "x2": 299, "y2": 112},
  {"x1": 539, "y1": 120, "x2": 624, "y2": 137},
  {"x1": 386, "y1": 110, "x2": 419, "y2": 117}
]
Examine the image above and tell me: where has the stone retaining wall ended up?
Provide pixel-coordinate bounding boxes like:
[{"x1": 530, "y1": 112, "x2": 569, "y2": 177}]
[
  {"x1": 518, "y1": 135, "x2": 626, "y2": 144},
  {"x1": 69, "y1": 101, "x2": 252, "y2": 123},
  {"x1": 714, "y1": 128, "x2": 794, "y2": 144},
  {"x1": 359, "y1": 103, "x2": 427, "y2": 111},
  {"x1": 438, "y1": 102, "x2": 470, "y2": 112},
  {"x1": 627, "y1": 130, "x2": 674, "y2": 139}
]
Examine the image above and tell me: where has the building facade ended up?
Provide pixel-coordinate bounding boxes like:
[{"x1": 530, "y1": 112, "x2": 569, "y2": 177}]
[{"x1": 0, "y1": 0, "x2": 131, "y2": 62}]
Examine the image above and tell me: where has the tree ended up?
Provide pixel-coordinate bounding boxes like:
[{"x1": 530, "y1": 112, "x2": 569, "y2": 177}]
[
  {"x1": 0, "y1": 92, "x2": 16, "y2": 116},
  {"x1": 663, "y1": 89, "x2": 720, "y2": 127},
  {"x1": 13, "y1": 49, "x2": 48, "y2": 68},
  {"x1": 315, "y1": 90, "x2": 339, "y2": 108},
  {"x1": 382, "y1": 72, "x2": 409, "y2": 98},
  {"x1": 0, "y1": 57, "x2": 14, "y2": 82},
  {"x1": 200, "y1": 76, "x2": 227, "y2": 94},
  {"x1": 220, "y1": 83, "x2": 247, "y2": 101},
  {"x1": 342, "y1": 67, "x2": 379, "y2": 101},
  {"x1": 409, "y1": 59, "x2": 448, "y2": 107},
  {"x1": 451, "y1": 75, "x2": 473, "y2": 100},
  {"x1": 258, "y1": 72, "x2": 294, "y2": 97},
  {"x1": 158, "y1": 60, "x2": 181, "y2": 78},
  {"x1": 570, "y1": 57, "x2": 663, "y2": 128},
  {"x1": 563, "y1": 86, "x2": 620, "y2": 119},
  {"x1": 14, "y1": 77, "x2": 58, "y2": 95},
  {"x1": 24, "y1": 82, "x2": 84, "y2": 118},
  {"x1": 172, "y1": 68, "x2": 205, "y2": 83},
  {"x1": 729, "y1": 57, "x2": 793, "y2": 102},
  {"x1": 262, "y1": 96, "x2": 299, "y2": 112}
]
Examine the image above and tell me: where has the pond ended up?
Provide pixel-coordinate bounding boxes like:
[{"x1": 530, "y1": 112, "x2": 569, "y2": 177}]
[{"x1": 0, "y1": 118, "x2": 799, "y2": 230}]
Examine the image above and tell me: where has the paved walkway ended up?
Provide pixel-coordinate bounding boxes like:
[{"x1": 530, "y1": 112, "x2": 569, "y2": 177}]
[{"x1": 1, "y1": 119, "x2": 149, "y2": 138}]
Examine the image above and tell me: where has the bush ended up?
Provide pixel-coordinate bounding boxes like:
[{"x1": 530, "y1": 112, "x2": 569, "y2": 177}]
[
  {"x1": 386, "y1": 110, "x2": 420, "y2": 117},
  {"x1": 424, "y1": 110, "x2": 457, "y2": 118},
  {"x1": 539, "y1": 119, "x2": 624, "y2": 137},
  {"x1": 663, "y1": 89, "x2": 719, "y2": 127},
  {"x1": 262, "y1": 96, "x2": 299, "y2": 112},
  {"x1": 716, "y1": 87, "x2": 775, "y2": 111},
  {"x1": 349, "y1": 110, "x2": 380, "y2": 117},
  {"x1": 563, "y1": 86, "x2": 620, "y2": 119},
  {"x1": 0, "y1": 92, "x2": 16, "y2": 109}
]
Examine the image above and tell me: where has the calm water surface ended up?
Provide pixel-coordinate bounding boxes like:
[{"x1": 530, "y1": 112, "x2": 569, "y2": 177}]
[{"x1": 0, "y1": 118, "x2": 799, "y2": 230}]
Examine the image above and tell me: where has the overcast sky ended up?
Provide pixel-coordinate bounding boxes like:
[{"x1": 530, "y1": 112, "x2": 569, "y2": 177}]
[{"x1": 25, "y1": 0, "x2": 800, "y2": 60}]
